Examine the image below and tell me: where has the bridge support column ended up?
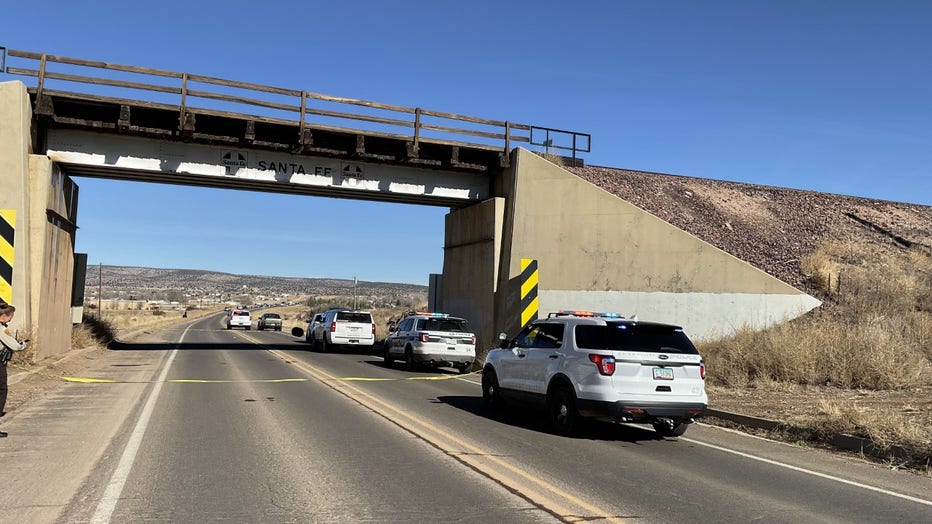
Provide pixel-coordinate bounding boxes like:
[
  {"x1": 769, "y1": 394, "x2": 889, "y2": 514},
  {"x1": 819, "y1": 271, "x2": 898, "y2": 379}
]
[
  {"x1": 1, "y1": 81, "x2": 78, "y2": 360},
  {"x1": 436, "y1": 198, "x2": 505, "y2": 352}
]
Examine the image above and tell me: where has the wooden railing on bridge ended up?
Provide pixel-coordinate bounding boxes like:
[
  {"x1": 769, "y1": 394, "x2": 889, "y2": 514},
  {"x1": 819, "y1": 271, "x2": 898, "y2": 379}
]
[{"x1": 1, "y1": 47, "x2": 590, "y2": 165}]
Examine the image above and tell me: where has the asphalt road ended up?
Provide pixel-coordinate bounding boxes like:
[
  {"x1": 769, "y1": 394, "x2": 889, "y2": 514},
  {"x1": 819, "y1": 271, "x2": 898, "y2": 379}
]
[{"x1": 4, "y1": 313, "x2": 931, "y2": 523}]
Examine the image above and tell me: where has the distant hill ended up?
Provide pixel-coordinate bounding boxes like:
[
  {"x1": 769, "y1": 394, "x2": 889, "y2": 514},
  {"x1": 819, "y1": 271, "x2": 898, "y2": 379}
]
[{"x1": 84, "y1": 265, "x2": 427, "y2": 306}]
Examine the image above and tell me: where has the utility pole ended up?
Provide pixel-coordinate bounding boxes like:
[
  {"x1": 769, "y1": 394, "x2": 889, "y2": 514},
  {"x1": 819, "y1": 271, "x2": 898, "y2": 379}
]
[
  {"x1": 353, "y1": 276, "x2": 357, "y2": 310},
  {"x1": 97, "y1": 263, "x2": 102, "y2": 314}
]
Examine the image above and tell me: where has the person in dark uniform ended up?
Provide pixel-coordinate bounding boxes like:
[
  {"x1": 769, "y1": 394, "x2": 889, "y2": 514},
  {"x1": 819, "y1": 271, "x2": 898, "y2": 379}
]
[{"x1": 0, "y1": 302, "x2": 27, "y2": 438}]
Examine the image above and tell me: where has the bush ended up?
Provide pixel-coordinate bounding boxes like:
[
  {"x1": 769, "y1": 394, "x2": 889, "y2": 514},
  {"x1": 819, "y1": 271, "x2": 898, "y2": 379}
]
[
  {"x1": 76, "y1": 313, "x2": 115, "y2": 345},
  {"x1": 700, "y1": 242, "x2": 932, "y2": 390}
]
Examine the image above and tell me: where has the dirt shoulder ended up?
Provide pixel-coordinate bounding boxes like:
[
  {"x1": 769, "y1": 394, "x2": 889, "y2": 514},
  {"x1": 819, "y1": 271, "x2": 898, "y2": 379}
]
[
  {"x1": 709, "y1": 384, "x2": 932, "y2": 424},
  {"x1": 4, "y1": 345, "x2": 109, "y2": 419},
  {"x1": 706, "y1": 383, "x2": 932, "y2": 472}
]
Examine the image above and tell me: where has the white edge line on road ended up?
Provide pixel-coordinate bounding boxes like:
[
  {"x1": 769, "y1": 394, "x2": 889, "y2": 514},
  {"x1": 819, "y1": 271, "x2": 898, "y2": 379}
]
[
  {"x1": 682, "y1": 436, "x2": 932, "y2": 507},
  {"x1": 89, "y1": 325, "x2": 191, "y2": 524}
]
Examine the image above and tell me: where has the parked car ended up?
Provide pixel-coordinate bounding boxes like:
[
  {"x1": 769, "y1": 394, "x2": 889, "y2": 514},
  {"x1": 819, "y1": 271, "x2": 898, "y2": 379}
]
[
  {"x1": 257, "y1": 313, "x2": 282, "y2": 331},
  {"x1": 482, "y1": 310, "x2": 707, "y2": 437},
  {"x1": 226, "y1": 309, "x2": 252, "y2": 330},
  {"x1": 309, "y1": 308, "x2": 375, "y2": 352},
  {"x1": 384, "y1": 311, "x2": 476, "y2": 373}
]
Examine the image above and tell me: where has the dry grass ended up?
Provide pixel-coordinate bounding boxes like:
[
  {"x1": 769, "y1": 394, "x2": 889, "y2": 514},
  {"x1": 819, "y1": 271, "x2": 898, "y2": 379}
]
[
  {"x1": 69, "y1": 307, "x2": 222, "y2": 350},
  {"x1": 703, "y1": 242, "x2": 932, "y2": 389},
  {"x1": 699, "y1": 240, "x2": 932, "y2": 468},
  {"x1": 99, "y1": 306, "x2": 221, "y2": 337},
  {"x1": 72, "y1": 314, "x2": 115, "y2": 347},
  {"x1": 8, "y1": 325, "x2": 37, "y2": 367},
  {"x1": 782, "y1": 401, "x2": 932, "y2": 470}
]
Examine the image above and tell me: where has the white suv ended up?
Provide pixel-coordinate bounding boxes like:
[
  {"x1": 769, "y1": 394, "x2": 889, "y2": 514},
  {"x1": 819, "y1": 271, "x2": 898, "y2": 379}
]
[
  {"x1": 310, "y1": 308, "x2": 375, "y2": 352},
  {"x1": 482, "y1": 310, "x2": 707, "y2": 437},
  {"x1": 383, "y1": 312, "x2": 476, "y2": 373},
  {"x1": 227, "y1": 309, "x2": 252, "y2": 330}
]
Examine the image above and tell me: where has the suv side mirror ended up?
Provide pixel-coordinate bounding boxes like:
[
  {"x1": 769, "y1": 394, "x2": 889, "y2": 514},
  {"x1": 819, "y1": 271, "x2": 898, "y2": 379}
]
[{"x1": 498, "y1": 332, "x2": 509, "y2": 348}]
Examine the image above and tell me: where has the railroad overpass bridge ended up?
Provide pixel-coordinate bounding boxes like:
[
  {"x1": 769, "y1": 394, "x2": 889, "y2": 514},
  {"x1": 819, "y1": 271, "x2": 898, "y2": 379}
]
[{"x1": 0, "y1": 48, "x2": 819, "y2": 360}]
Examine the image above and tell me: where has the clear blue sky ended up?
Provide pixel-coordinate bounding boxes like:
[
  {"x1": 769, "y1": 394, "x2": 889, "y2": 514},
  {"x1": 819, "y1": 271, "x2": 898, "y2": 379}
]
[{"x1": 4, "y1": 1, "x2": 930, "y2": 284}]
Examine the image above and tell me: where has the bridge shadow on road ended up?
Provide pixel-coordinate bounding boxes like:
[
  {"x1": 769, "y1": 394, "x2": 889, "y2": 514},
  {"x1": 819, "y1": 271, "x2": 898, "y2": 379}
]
[
  {"x1": 358, "y1": 358, "x2": 465, "y2": 374},
  {"x1": 107, "y1": 340, "x2": 305, "y2": 351},
  {"x1": 435, "y1": 394, "x2": 662, "y2": 443}
]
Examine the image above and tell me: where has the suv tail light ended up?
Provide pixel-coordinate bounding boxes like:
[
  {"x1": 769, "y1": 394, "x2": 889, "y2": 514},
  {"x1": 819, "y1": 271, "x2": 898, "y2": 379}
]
[
  {"x1": 470, "y1": 336, "x2": 476, "y2": 345},
  {"x1": 418, "y1": 332, "x2": 430, "y2": 343},
  {"x1": 330, "y1": 321, "x2": 337, "y2": 333},
  {"x1": 700, "y1": 360, "x2": 706, "y2": 380},
  {"x1": 371, "y1": 323, "x2": 376, "y2": 335},
  {"x1": 589, "y1": 354, "x2": 615, "y2": 376}
]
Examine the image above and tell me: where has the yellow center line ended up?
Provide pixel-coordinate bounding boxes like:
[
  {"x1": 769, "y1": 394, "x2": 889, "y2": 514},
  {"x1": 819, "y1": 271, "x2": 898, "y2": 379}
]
[
  {"x1": 265, "y1": 347, "x2": 627, "y2": 523},
  {"x1": 61, "y1": 376, "x2": 120, "y2": 383}
]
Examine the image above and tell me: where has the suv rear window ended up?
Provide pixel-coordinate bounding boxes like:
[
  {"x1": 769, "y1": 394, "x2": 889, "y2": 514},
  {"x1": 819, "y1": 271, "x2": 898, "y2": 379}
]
[
  {"x1": 233, "y1": 311, "x2": 249, "y2": 317},
  {"x1": 336, "y1": 312, "x2": 372, "y2": 323},
  {"x1": 263, "y1": 313, "x2": 280, "y2": 319},
  {"x1": 419, "y1": 318, "x2": 470, "y2": 332},
  {"x1": 575, "y1": 323, "x2": 698, "y2": 354}
]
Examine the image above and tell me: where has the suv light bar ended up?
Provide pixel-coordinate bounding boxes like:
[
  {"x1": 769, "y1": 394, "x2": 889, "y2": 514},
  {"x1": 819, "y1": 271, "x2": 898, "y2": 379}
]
[
  {"x1": 549, "y1": 310, "x2": 623, "y2": 319},
  {"x1": 413, "y1": 311, "x2": 450, "y2": 318}
]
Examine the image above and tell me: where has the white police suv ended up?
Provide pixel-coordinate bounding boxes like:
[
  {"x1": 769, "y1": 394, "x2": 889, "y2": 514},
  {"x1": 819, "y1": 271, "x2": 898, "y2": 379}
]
[
  {"x1": 383, "y1": 311, "x2": 476, "y2": 373},
  {"x1": 226, "y1": 309, "x2": 252, "y2": 330},
  {"x1": 482, "y1": 310, "x2": 707, "y2": 437}
]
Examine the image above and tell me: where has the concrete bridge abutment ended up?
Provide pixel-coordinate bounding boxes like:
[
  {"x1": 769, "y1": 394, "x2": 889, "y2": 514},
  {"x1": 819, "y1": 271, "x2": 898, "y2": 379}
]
[
  {"x1": 1, "y1": 81, "x2": 77, "y2": 360},
  {"x1": 437, "y1": 148, "x2": 821, "y2": 353}
]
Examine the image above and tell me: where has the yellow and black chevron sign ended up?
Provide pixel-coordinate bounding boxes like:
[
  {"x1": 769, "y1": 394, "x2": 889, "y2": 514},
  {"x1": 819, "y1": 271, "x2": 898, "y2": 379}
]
[
  {"x1": 520, "y1": 258, "x2": 539, "y2": 328},
  {"x1": 0, "y1": 210, "x2": 15, "y2": 304}
]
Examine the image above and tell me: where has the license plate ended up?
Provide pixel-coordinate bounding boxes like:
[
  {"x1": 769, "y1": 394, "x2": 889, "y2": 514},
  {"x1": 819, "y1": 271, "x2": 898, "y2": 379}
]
[
  {"x1": 447, "y1": 346, "x2": 455, "y2": 351},
  {"x1": 348, "y1": 339, "x2": 359, "y2": 343},
  {"x1": 653, "y1": 367, "x2": 674, "y2": 380}
]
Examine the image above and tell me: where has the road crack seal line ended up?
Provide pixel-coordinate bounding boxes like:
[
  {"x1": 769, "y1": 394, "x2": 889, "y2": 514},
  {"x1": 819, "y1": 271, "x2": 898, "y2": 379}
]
[{"x1": 265, "y1": 348, "x2": 628, "y2": 524}]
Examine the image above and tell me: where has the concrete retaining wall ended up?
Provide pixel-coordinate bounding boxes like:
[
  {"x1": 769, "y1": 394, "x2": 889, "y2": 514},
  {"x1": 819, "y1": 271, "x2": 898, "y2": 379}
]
[
  {"x1": 497, "y1": 148, "x2": 820, "y2": 342},
  {"x1": 0, "y1": 81, "x2": 35, "y2": 338},
  {"x1": 1, "y1": 81, "x2": 78, "y2": 359},
  {"x1": 435, "y1": 148, "x2": 822, "y2": 353}
]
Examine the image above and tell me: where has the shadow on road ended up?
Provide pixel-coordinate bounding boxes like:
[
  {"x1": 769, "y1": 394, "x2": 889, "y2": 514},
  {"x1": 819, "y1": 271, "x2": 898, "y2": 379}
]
[
  {"x1": 108, "y1": 340, "x2": 305, "y2": 352},
  {"x1": 358, "y1": 358, "x2": 464, "y2": 375},
  {"x1": 435, "y1": 394, "x2": 662, "y2": 443}
]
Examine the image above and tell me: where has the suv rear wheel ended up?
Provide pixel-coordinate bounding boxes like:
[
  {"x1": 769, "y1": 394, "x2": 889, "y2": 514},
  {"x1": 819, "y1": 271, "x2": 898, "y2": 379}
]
[
  {"x1": 383, "y1": 348, "x2": 393, "y2": 368},
  {"x1": 548, "y1": 385, "x2": 579, "y2": 436}
]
